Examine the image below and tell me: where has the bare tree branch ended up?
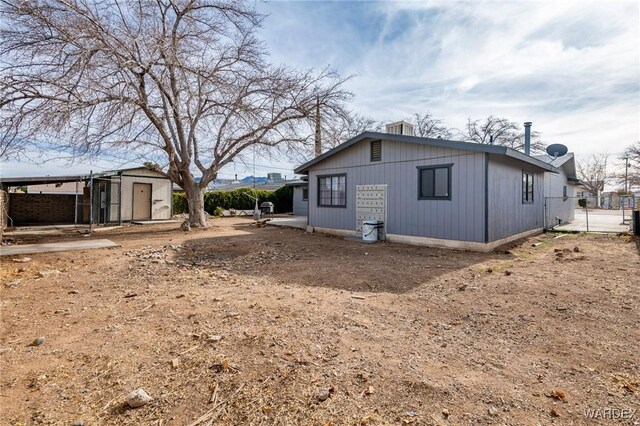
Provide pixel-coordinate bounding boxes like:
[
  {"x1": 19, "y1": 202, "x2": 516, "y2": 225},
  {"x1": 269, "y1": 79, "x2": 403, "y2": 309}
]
[
  {"x1": 0, "y1": 0, "x2": 351, "y2": 226},
  {"x1": 464, "y1": 115, "x2": 545, "y2": 154},
  {"x1": 577, "y1": 154, "x2": 610, "y2": 195}
]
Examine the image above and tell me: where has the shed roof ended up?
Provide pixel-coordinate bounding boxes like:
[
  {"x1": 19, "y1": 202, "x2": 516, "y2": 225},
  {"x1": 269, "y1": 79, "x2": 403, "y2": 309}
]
[
  {"x1": 0, "y1": 166, "x2": 167, "y2": 187},
  {"x1": 294, "y1": 132, "x2": 560, "y2": 174}
]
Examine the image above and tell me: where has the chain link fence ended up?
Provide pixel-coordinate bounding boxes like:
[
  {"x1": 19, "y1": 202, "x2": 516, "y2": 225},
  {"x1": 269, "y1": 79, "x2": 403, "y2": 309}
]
[{"x1": 545, "y1": 195, "x2": 636, "y2": 233}]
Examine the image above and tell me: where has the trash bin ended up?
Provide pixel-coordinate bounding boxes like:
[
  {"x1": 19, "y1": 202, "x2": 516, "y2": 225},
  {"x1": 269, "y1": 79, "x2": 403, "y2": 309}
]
[
  {"x1": 633, "y1": 210, "x2": 640, "y2": 236},
  {"x1": 362, "y1": 221, "x2": 383, "y2": 242}
]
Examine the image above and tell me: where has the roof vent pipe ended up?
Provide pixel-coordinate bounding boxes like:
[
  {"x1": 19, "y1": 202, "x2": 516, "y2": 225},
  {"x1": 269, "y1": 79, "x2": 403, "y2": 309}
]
[
  {"x1": 314, "y1": 97, "x2": 321, "y2": 157},
  {"x1": 524, "y1": 122, "x2": 532, "y2": 155}
]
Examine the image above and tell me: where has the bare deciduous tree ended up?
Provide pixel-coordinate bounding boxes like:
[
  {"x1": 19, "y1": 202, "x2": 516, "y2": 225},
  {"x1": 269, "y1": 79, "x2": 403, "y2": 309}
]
[
  {"x1": 0, "y1": 0, "x2": 350, "y2": 227},
  {"x1": 283, "y1": 110, "x2": 379, "y2": 166},
  {"x1": 464, "y1": 115, "x2": 545, "y2": 154},
  {"x1": 619, "y1": 142, "x2": 640, "y2": 192},
  {"x1": 577, "y1": 154, "x2": 610, "y2": 195},
  {"x1": 321, "y1": 113, "x2": 380, "y2": 149},
  {"x1": 411, "y1": 112, "x2": 455, "y2": 139}
]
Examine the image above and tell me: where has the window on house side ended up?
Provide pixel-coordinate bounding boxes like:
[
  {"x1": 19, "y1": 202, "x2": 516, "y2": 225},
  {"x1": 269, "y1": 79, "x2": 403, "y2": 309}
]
[
  {"x1": 522, "y1": 172, "x2": 534, "y2": 204},
  {"x1": 318, "y1": 175, "x2": 346, "y2": 207},
  {"x1": 418, "y1": 165, "x2": 451, "y2": 200},
  {"x1": 302, "y1": 187, "x2": 308, "y2": 201},
  {"x1": 370, "y1": 140, "x2": 382, "y2": 162}
]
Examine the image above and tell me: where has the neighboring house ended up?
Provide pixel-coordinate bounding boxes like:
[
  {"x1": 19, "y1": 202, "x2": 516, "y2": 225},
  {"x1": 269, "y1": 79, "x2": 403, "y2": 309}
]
[
  {"x1": 0, "y1": 166, "x2": 172, "y2": 226},
  {"x1": 285, "y1": 179, "x2": 309, "y2": 216},
  {"x1": 533, "y1": 153, "x2": 579, "y2": 227},
  {"x1": 294, "y1": 123, "x2": 565, "y2": 252}
]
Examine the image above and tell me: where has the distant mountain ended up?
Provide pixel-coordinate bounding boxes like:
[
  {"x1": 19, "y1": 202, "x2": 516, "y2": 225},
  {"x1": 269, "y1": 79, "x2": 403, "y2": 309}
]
[{"x1": 241, "y1": 176, "x2": 267, "y2": 184}]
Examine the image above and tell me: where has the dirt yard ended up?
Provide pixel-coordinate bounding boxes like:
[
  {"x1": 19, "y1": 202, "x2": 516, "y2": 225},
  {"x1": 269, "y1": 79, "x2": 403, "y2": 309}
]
[{"x1": 1, "y1": 219, "x2": 639, "y2": 425}]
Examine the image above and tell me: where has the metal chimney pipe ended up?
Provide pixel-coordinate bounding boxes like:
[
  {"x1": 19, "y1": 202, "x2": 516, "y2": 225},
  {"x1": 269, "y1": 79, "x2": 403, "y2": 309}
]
[
  {"x1": 314, "y1": 97, "x2": 321, "y2": 157},
  {"x1": 524, "y1": 122, "x2": 532, "y2": 155}
]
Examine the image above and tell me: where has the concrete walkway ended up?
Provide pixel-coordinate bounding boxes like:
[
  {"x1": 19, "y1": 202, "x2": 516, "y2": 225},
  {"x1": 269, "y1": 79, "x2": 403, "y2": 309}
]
[
  {"x1": 554, "y1": 210, "x2": 631, "y2": 233},
  {"x1": 268, "y1": 216, "x2": 307, "y2": 230},
  {"x1": 0, "y1": 239, "x2": 119, "y2": 256}
]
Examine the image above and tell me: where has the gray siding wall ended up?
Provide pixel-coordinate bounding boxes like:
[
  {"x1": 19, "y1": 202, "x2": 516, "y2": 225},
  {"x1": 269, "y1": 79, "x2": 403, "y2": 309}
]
[
  {"x1": 307, "y1": 139, "x2": 486, "y2": 242},
  {"x1": 487, "y1": 155, "x2": 545, "y2": 242},
  {"x1": 544, "y1": 165, "x2": 575, "y2": 226},
  {"x1": 292, "y1": 186, "x2": 308, "y2": 216}
]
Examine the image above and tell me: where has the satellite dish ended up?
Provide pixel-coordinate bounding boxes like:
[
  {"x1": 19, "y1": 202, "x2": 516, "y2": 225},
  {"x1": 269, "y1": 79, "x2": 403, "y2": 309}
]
[{"x1": 546, "y1": 143, "x2": 568, "y2": 159}]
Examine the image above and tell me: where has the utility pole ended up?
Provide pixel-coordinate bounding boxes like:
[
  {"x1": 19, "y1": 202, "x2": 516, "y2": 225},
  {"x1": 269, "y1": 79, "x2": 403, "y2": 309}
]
[{"x1": 624, "y1": 155, "x2": 629, "y2": 193}]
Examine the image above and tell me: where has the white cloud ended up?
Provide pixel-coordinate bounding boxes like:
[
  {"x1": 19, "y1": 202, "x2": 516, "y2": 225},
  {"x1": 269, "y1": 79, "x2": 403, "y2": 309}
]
[{"x1": 5, "y1": 0, "x2": 638, "y2": 177}]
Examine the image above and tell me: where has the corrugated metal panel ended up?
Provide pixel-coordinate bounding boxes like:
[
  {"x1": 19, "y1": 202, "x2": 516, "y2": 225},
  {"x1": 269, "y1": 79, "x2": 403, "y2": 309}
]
[
  {"x1": 486, "y1": 155, "x2": 544, "y2": 242},
  {"x1": 307, "y1": 138, "x2": 486, "y2": 243}
]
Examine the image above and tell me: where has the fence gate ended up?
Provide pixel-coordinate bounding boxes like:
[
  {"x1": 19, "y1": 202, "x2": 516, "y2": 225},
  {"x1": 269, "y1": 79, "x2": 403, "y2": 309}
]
[
  {"x1": 356, "y1": 185, "x2": 387, "y2": 239},
  {"x1": 545, "y1": 196, "x2": 636, "y2": 233}
]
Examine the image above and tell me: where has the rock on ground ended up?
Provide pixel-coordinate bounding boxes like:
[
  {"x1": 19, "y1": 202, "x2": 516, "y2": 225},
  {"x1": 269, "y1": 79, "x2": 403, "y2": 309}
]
[{"x1": 125, "y1": 388, "x2": 153, "y2": 408}]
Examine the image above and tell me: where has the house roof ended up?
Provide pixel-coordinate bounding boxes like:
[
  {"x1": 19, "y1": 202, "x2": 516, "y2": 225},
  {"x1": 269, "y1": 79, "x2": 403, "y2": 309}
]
[
  {"x1": 294, "y1": 132, "x2": 560, "y2": 174},
  {"x1": 284, "y1": 179, "x2": 308, "y2": 187},
  {"x1": 533, "y1": 153, "x2": 577, "y2": 180},
  {"x1": 532, "y1": 153, "x2": 572, "y2": 167}
]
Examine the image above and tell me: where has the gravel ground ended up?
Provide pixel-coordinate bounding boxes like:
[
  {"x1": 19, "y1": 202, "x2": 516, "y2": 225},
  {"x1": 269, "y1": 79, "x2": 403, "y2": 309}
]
[{"x1": 1, "y1": 218, "x2": 638, "y2": 425}]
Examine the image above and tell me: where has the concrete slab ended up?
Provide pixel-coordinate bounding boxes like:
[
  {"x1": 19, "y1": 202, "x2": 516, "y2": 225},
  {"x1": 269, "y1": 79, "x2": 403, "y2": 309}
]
[
  {"x1": 344, "y1": 236, "x2": 381, "y2": 244},
  {"x1": 268, "y1": 216, "x2": 307, "y2": 230},
  {"x1": 131, "y1": 220, "x2": 180, "y2": 225},
  {"x1": 5, "y1": 224, "x2": 123, "y2": 237},
  {"x1": 0, "y1": 239, "x2": 119, "y2": 256},
  {"x1": 554, "y1": 210, "x2": 631, "y2": 233}
]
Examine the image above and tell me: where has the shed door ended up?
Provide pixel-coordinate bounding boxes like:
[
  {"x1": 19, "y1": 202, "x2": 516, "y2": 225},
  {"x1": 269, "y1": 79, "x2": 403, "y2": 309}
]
[
  {"x1": 356, "y1": 185, "x2": 387, "y2": 239},
  {"x1": 132, "y1": 183, "x2": 152, "y2": 220}
]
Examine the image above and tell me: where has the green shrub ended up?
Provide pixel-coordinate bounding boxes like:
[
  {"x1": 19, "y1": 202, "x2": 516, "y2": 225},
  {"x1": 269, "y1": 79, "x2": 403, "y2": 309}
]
[
  {"x1": 267, "y1": 185, "x2": 293, "y2": 213},
  {"x1": 173, "y1": 186, "x2": 294, "y2": 216},
  {"x1": 214, "y1": 206, "x2": 224, "y2": 216},
  {"x1": 173, "y1": 192, "x2": 188, "y2": 214},
  {"x1": 578, "y1": 198, "x2": 587, "y2": 208}
]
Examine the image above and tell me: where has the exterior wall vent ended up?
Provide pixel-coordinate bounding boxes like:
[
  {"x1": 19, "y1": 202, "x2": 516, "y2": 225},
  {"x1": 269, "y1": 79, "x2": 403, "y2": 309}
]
[
  {"x1": 370, "y1": 140, "x2": 382, "y2": 162},
  {"x1": 385, "y1": 120, "x2": 414, "y2": 136}
]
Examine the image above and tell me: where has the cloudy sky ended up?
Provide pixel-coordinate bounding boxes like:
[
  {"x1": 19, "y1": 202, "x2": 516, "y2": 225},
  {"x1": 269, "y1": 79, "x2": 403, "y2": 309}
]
[{"x1": 3, "y1": 0, "x2": 639, "y2": 178}]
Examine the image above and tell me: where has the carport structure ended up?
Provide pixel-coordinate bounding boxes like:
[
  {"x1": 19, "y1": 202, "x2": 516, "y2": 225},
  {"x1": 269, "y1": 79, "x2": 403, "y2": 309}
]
[
  {"x1": 0, "y1": 171, "x2": 122, "y2": 231},
  {"x1": 1, "y1": 166, "x2": 173, "y2": 231}
]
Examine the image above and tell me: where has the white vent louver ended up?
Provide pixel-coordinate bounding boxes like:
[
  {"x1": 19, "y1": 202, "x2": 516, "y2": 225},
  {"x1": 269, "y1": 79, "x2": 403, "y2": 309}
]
[{"x1": 385, "y1": 121, "x2": 414, "y2": 136}]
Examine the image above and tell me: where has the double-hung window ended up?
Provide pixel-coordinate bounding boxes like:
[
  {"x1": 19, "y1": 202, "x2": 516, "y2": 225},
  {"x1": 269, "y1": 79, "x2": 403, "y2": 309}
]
[
  {"x1": 318, "y1": 174, "x2": 346, "y2": 207},
  {"x1": 418, "y1": 165, "x2": 452, "y2": 200},
  {"x1": 522, "y1": 172, "x2": 534, "y2": 203}
]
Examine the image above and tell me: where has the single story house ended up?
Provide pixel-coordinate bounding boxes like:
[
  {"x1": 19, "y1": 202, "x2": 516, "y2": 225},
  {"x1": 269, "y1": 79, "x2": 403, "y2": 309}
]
[
  {"x1": 0, "y1": 166, "x2": 172, "y2": 227},
  {"x1": 294, "y1": 123, "x2": 576, "y2": 251}
]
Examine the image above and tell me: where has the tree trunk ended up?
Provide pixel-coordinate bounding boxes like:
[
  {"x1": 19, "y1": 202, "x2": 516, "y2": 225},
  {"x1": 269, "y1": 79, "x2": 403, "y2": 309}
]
[{"x1": 184, "y1": 183, "x2": 208, "y2": 228}]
